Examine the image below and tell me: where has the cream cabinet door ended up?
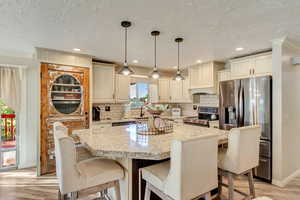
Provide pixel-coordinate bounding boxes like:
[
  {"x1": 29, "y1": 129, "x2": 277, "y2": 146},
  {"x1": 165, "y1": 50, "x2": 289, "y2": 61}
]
[
  {"x1": 115, "y1": 74, "x2": 130, "y2": 103},
  {"x1": 189, "y1": 65, "x2": 200, "y2": 89},
  {"x1": 149, "y1": 84, "x2": 158, "y2": 103},
  {"x1": 93, "y1": 64, "x2": 115, "y2": 103},
  {"x1": 230, "y1": 59, "x2": 252, "y2": 79},
  {"x1": 158, "y1": 79, "x2": 170, "y2": 102},
  {"x1": 170, "y1": 80, "x2": 183, "y2": 102},
  {"x1": 253, "y1": 54, "x2": 272, "y2": 76},
  {"x1": 218, "y1": 70, "x2": 231, "y2": 82},
  {"x1": 182, "y1": 78, "x2": 192, "y2": 103},
  {"x1": 200, "y1": 62, "x2": 214, "y2": 87}
]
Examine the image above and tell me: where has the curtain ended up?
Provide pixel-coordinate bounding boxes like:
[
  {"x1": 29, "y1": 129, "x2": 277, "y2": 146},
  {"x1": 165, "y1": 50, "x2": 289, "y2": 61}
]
[{"x1": 0, "y1": 66, "x2": 23, "y2": 112}]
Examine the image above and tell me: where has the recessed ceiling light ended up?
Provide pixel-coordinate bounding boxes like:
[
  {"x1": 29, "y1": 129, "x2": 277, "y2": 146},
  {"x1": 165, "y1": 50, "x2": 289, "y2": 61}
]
[
  {"x1": 196, "y1": 60, "x2": 202, "y2": 63},
  {"x1": 132, "y1": 59, "x2": 138, "y2": 63},
  {"x1": 73, "y1": 48, "x2": 81, "y2": 52},
  {"x1": 235, "y1": 47, "x2": 244, "y2": 51}
]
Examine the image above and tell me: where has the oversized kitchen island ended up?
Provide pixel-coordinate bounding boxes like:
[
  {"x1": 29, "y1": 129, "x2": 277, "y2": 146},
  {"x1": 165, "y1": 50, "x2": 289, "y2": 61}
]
[{"x1": 76, "y1": 123, "x2": 228, "y2": 200}]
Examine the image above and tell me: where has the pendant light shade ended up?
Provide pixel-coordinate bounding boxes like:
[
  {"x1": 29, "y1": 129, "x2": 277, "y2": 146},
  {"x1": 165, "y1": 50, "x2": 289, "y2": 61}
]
[
  {"x1": 173, "y1": 37, "x2": 185, "y2": 81},
  {"x1": 119, "y1": 21, "x2": 134, "y2": 76},
  {"x1": 149, "y1": 31, "x2": 160, "y2": 79}
]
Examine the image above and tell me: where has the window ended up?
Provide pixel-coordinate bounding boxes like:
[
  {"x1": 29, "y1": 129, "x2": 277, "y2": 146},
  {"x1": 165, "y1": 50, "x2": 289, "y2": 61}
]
[{"x1": 129, "y1": 82, "x2": 149, "y2": 109}]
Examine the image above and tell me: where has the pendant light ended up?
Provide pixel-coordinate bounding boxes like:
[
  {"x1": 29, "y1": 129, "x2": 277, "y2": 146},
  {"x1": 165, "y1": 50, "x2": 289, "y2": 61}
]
[
  {"x1": 173, "y1": 37, "x2": 185, "y2": 81},
  {"x1": 118, "y1": 21, "x2": 134, "y2": 76},
  {"x1": 149, "y1": 31, "x2": 160, "y2": 79}
]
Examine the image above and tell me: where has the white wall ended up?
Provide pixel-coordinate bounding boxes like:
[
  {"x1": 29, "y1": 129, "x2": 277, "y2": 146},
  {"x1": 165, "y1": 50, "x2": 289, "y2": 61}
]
[{"x1": 272, "y1": 37, "x2": 300, "y2": 186}]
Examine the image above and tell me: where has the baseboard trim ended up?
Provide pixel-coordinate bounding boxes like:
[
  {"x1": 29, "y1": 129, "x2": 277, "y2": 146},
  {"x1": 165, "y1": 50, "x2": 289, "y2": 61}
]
[{"x1": 272, "y1": 168, "x2": 300, "y2": 187}]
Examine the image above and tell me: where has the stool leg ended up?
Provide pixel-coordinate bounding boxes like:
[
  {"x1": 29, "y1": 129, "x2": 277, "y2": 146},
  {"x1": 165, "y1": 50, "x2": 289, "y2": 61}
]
[
  {"x1": 204, "y1": 192, "x2": 212, "y2": 200},
  {"x1": 144, "y1": 183, "x2": 151, "y2": 200},
  {"x1": 58, "y1": 190, "x2": 65, "y2": 200},
  {"x1": 218, "y1": 174, "x2": 223, "y2": 198},
  {"x1": 228, "y1": 172, "x2": 234, "y2": 200},
  {"x1": 114, "y1": 181, "x2": 121, "y2": 200},
  {"x1": 70, "y1": 192, "x2": 77, "y2": 200},
  {"x1": 248, "y1": 169, "x2": 256, "y2": 198}
]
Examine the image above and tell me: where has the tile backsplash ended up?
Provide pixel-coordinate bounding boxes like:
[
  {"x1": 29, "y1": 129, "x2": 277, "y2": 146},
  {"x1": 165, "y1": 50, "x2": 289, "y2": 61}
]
[
  {"x1": 93, "y1": 94, "x2": 219, "y2": 120},
  {"x1": 199, "y1": 94, "x2": 219, "y2": 107},
  {"x1": 93, "y1": 103, "x2": 125, "y2": 120}
]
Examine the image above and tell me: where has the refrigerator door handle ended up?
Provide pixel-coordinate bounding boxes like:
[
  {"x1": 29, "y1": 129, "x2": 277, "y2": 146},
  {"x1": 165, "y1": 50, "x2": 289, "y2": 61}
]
[
  {"x1": 237, "y1": 82, "x2": 241, "y2": 126},
  {"x1": 239, "y1": 84, "x2": 244, "y2": 126}
]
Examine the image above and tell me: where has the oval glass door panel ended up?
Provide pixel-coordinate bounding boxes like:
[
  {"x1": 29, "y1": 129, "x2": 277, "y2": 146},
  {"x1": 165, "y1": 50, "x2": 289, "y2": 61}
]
[{"x1": 51, "y1": 75, "x2": 82, "y2": 114}]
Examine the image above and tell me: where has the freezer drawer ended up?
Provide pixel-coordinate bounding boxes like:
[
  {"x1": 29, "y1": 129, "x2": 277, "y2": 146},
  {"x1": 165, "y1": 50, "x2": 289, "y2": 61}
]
[
  {"x1": 255, "y1": 157, "x2": 271, "y2": 181},
  {"x1": 259, "y1": 140, "x2": 271, "y2": 158}
]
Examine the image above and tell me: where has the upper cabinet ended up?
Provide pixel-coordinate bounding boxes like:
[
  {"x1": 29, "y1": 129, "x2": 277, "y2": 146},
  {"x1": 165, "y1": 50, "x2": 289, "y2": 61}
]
[
  {"x1": 218, "y1": 70, "x2": 231, "y2": 82},
  {"x1": 189, "y1": 61, "x2": 225, "y2": 93},
  {"x1": 230, "y1": 53, "x2": 272, "y2": 79},
  {"x1": 181, "y1": 78, "x2": 192, "y2": 103},
  {"x1": 115, "y1": 74, "x2": 130, "y2": 103},
  {"x1": 230, "y1": 59, "x2": 252, "y2": 79},
  {"x1": 158, "y1": 79, "x2": 171, "y2": 102},
  {"x1": 93, "y1": 63, "x2": 130, "y2": 103},
  {"x1": 170, "y1": 80, "x2": 183, "y2": 102},
  {"x1": 253, "y1": 54, "x2": 272, "y2": 76},
  {"x1": 93, "y1": 63, "x2": 115, "y2": 103},
  {"x1": 158, "y1": 77, "x2": 192, "y2": 103}
]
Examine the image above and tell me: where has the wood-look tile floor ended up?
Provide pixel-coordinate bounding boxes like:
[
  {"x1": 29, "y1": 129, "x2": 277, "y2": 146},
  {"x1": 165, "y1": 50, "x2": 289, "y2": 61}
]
[{"x1": 0, "y1": 168, "x2": 299, "y2": 200}]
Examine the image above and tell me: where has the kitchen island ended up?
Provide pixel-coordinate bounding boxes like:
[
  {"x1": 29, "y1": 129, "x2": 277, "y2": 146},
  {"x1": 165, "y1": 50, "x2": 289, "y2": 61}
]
[{"x1": 76, "y1": 123, "x2": 228, "y2": 200}]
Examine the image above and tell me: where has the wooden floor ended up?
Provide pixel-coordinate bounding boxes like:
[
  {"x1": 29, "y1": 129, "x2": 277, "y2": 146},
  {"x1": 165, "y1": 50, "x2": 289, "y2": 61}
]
[{"x1": 0, "y1": 168, "x2": 299, "y2": 200}]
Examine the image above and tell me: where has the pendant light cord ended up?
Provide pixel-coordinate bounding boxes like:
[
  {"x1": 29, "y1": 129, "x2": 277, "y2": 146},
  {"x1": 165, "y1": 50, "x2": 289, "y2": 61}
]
[
  {"x1": 125, "y1": 27, "x2": 127, "y2": 63},
  {"x1": 154, "y1": 35, "x2": 157, "y2": 69},
  {"x1": 177, "y1": 41, "x2": 180, "y2": 71}
]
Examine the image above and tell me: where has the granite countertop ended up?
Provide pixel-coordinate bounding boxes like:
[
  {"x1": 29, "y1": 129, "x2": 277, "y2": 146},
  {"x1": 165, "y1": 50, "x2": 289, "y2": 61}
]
[{"x1": 77, "y1": 124, "x2": 228, "y2": 160}]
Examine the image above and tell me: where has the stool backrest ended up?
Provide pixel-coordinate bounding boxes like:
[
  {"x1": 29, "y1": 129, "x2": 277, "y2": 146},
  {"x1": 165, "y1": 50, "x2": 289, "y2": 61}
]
[
  {"x1": 53, "y1": 122, "x2": 79, "y2": 194},
  {"x1": 165, "y1": 135, "x2": 218, "y2": 200},
  {"x1": 227, "y1": 125, "x2": 261, "y2": 174}
]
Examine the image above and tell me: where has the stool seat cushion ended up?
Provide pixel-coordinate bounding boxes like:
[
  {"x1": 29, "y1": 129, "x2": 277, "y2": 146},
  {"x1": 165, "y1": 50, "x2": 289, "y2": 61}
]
[
  {"x1": 77, "y1": 158, "x2": 124, "y2": 189},
  {"x1": 141, "y1": 161, "x2": 170, "y2": 190}
]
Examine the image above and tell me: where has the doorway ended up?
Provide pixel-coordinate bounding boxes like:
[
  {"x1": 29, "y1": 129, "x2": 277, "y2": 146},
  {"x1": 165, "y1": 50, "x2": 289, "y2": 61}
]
[{"x1": 0, "y1": 99, "x2": 17, "y2": 170}]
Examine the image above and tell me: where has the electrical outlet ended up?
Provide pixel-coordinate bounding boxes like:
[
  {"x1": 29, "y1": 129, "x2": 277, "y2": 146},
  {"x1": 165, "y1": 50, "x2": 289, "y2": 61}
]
[
  {"x1": 105, "y1": 106, "x2": 110, "y2": 111},
  {"x1": 193, "y1": 105, "x2": 198, "y2": 110}
]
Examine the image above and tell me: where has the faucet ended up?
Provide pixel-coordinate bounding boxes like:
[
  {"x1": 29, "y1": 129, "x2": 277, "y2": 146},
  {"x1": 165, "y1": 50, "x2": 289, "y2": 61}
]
[{"x1": 140, "y1": 106, "x2": 144, "y2": 118}]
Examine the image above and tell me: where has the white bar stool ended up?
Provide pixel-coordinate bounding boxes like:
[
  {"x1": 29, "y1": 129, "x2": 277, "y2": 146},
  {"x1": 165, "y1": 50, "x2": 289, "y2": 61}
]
[
  {"x1": 218, "y1": 125, "x2": 261, "y2": 200},
  {"x1": 140, "y1": 135, "x2": 219, "y2": 200},
  {"x1": 53, "y1": 122, "x2": 124, "y2": 200}
]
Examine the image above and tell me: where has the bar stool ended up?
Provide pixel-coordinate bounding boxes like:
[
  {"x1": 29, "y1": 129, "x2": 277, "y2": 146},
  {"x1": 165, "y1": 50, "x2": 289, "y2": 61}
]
[
  {"x1": 53, "y1": 124, "x2": 124, "y2": 200},
  {"x1": 53, "y1": 122, "x2": 93, "y2": 162},
  {"x1": 140, "y1": 135, "x2": 219, "y2": 200},
  {"x1": 218, "y1": 125, "x2": 261, "y2": 200}
]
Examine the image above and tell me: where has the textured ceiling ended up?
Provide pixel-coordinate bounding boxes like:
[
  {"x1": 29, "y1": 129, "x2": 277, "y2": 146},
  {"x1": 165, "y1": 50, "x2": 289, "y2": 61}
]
[{"x1": 0, "y1": 0, "x2": 300, "y2": 68}]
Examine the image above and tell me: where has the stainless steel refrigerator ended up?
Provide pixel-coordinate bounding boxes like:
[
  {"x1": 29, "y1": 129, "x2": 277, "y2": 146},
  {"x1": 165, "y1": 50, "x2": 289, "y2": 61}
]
[{"x1": 219, "y1": 76, "x2": 272, "y2": 182}]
